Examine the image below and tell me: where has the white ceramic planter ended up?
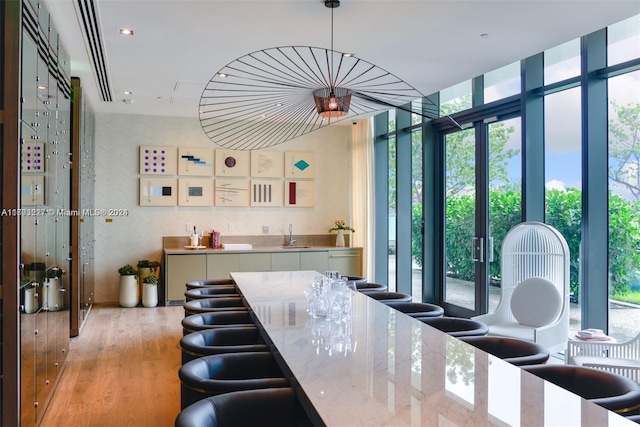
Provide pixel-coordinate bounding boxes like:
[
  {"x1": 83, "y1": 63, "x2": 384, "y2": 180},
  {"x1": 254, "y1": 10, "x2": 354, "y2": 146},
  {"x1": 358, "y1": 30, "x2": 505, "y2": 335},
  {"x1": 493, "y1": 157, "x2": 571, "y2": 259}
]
[
  {"x1": 119, "y1": 275, "x2": 139, "y2": 308},
  {"x1": 142, "y1": 283, "x2": 158, "y2": 308},
  {"x1": 335, "y1": 230, "x2": 345, "y2": 247},
  {"x1": 45, "y1": 277, "x2": 63, "y2": 311},
  {"x1": 23, "y1": 286, "x2": 38, "y2": 314}
]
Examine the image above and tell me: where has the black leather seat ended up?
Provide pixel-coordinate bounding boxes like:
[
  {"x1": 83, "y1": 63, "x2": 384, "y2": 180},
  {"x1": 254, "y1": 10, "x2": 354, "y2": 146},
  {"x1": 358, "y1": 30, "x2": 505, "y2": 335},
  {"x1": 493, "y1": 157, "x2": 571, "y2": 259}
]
[
  {"x1": 415, "y1": 316, "x2": 489, "y2": 337},
  {"x1": 341, "y1": 275, "x2": 367, "y2": 286},
  {"x1": 363, "y1": 291, "x2": 412, "y2": 302},
  {"x1": 181, "y1": 327, "x2": 268, "y2": 364},
  {"x1": 175, "y1": 387, "x2": 308, "y2": 427},
  {"x1": 179, "y1": 352, "x2": 289, "y2": 409},
  {"x1": 186, "y1": 279, "x2": 236, "y2": 290},
  {"x1": 460, "y1": 336, "x2": 549, "y2": 366},
  {"x1": 384, "y1": 301, "x2": 444, "y2": 318},
  {"x1": 356, "y1": 282, "x2": 388, "y2": 292},
  {"x1": 182, "y1": 311, "x2": 256, "y2": 335},
  {"x1": 184, "y1": 297, "x2": 247, "y2": 317},
  {"x1": 521, "y1": 365, "x2": 640, "y2": 414},
  {"x1": 184, "y1": 286, "x2": 239, "y2": 302}
]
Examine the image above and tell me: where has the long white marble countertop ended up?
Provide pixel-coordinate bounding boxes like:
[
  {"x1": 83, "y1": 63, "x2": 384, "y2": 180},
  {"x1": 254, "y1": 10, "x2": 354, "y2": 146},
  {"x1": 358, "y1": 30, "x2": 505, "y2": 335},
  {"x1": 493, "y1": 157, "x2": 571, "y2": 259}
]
[
  {"x1": 231, "y1": 270, "x2": 635, "y2": 427},
  {"x1": 164, "y1": 246, "x2": 359, "y2": 254}
]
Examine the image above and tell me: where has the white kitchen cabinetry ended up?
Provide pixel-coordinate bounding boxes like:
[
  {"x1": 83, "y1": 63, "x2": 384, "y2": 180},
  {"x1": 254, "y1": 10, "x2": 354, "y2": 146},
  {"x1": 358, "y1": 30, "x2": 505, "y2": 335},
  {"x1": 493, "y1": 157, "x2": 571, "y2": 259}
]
[
  {"x1": 165, "y1": 247, "x2": 362, "y2": 305},
  {"x1": 328, "y1": 250, "x2": 362, "y2": 277},
  {"x1": 166, "y1": 254, "x2": 207, "y2": 303}
]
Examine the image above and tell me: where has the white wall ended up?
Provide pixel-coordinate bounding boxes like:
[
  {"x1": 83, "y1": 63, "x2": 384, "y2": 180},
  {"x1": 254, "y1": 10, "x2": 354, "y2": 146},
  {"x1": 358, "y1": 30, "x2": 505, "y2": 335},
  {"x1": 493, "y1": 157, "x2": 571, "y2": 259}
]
[{"x1": 94, "y1": 113, "x2": 352, "y2": 302}]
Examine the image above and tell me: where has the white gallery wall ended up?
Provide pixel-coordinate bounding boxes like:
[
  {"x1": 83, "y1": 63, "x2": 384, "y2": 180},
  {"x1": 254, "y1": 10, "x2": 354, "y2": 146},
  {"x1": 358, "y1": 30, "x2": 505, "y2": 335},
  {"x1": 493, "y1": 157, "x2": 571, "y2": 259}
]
[{"x1": 94, "y1": 113, "x2": 352, "y2": 303}]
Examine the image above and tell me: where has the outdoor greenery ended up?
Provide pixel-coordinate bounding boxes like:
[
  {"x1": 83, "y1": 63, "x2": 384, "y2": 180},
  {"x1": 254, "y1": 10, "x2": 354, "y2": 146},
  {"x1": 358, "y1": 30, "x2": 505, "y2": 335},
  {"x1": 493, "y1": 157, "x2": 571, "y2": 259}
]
[
  {"x1": 416, "y1": 189, "x2": 640, "y2": 300},
  {"x1": 403, "y1": 99, "x2": 640, "y2": 302}
]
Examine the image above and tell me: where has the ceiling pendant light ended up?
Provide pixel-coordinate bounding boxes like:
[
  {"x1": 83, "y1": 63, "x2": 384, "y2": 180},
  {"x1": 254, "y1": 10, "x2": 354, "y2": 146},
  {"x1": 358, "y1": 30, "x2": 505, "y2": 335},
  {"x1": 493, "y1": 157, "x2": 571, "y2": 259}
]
[
  {"x1": 313, "y1": 0, "x2": 351, "y2": 118},
  {"x1": 199, "y1": 1, "x2": 432, "y2": 150}
]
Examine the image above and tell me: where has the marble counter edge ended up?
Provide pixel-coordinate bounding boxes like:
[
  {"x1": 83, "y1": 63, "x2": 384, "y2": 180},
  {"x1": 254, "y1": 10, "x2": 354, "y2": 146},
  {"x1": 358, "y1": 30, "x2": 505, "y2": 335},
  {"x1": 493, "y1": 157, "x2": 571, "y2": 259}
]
[{"x1": 164, "y1": 246, "x2": 362, "y2": 254}]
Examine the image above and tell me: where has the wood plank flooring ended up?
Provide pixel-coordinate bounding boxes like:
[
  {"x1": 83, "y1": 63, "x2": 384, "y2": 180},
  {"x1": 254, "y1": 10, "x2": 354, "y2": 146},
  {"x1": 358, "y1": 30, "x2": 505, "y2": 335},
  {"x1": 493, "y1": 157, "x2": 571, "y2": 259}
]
[{"x1": 40, "y1": 304, "x2": 184, "y2": 427}]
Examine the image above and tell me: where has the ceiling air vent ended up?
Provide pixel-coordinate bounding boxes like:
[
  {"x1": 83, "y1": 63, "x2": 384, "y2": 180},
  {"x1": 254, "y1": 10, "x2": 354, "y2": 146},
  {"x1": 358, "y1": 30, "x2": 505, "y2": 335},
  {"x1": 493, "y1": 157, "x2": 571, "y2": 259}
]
[{"x1": 75, "y1": 0, "x2": 113, "y2": 102}]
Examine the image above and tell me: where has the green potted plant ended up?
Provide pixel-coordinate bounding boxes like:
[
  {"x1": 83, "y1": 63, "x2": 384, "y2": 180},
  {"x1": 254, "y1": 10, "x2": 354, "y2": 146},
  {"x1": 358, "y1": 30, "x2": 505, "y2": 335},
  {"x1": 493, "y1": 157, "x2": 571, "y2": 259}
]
[
  {"x1": 141, "y1": 275, "x2": 159, "y2": 308},
  {"x1": 44, "y1": 267, "x2": 65, "y2": 311},
  {"x1": 118, "y1": 264, "x2": 139, "y2": 307},
  {"x1": 137, "y1": 260, "x2": 161, "y2": 286},
  {"x1": 328, "y1": 219, "x2": 355, "y2": 247},
  {"x1": 24, "y1": 261, "x2": 46, "y2": 284}
]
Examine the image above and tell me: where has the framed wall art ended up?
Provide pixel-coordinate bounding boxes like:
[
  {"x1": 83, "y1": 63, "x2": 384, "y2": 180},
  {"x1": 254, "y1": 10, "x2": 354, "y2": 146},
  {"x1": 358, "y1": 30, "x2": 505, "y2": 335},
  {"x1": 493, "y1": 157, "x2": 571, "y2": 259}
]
[
  {"x1": 250, "y1": 150, "x2": 284, "y2": 178},
  {"x1": 178, "y1": 147, "x2": 214, "y2": 176},
  {"x1": 140, "y1": 146, "x2": 177, "y2": 175},
  {"x1": 284, "y1": 180, "x2": 314, "y2": 207},
  {"x1": 215, "y1": 149, "x2": 250, "y2": 177},
  {"x1": 214, "y1": 179, "x2": 249, "y2": 207},
  {"x1": 250, "y1": 180, "x2": 283, "y2": 207},
  {"x1": 284, "y1": 151, "x2": 314, "y2": 179},
  {"x1": 139, "y1": 177, "x2": 177, "y2": 206},
  {"x1": 178, "y1": 178, "x2": 214, "y2": 206},
  {"x1": 21, "y1": 174, "x2": 45, "y2": 206}
]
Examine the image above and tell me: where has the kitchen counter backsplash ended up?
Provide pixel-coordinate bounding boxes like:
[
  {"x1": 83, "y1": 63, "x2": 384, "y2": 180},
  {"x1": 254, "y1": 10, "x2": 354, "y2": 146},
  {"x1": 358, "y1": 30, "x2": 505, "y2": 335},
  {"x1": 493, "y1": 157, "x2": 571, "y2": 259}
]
[{"x1": 163, "y1": 234, "x2": 348, "y2": 249}]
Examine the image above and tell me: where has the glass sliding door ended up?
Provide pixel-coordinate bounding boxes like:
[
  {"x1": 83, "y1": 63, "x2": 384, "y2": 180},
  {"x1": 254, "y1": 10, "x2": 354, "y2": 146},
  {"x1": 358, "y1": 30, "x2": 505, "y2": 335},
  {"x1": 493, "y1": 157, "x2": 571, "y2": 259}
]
[
  {"x1": 487, "y1": 117, "x2": 522, "y2": 312},
  {"x1": 444, "y1": 127, "x2": 477, "y2": 311},
  {"x1": 443, "y1": 115, "x2": 521, "y2": 316}
]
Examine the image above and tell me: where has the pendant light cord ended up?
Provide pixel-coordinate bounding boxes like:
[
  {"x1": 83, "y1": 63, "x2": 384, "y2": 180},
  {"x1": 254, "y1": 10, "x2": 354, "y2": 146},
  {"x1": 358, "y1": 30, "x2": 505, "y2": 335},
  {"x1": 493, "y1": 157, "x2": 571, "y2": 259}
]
[{"x1": 330, "y1": 4, "x2": 334, "y2": 89}]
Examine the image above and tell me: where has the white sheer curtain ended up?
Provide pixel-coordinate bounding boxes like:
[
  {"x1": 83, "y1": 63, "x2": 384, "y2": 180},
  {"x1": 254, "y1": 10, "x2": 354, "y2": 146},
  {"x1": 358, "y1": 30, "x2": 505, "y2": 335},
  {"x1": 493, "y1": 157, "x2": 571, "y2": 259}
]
[{"x1": 350, "y1": 119, "x2": 375, "y2": 280}]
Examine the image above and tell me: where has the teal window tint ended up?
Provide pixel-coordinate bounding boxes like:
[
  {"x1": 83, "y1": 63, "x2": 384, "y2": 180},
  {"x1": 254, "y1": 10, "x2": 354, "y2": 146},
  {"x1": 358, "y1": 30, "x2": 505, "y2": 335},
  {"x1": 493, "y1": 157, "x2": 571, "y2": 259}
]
[
  {"x1": 484, "y1": 61, "x2": 520, "y2": 103},
  {"x1": 544, "y1": 39, "x2": 581, "y2": 85},
  {"x1": 412, "y1": 129, "x2": 423, "y2": 302},
  {"x1": 608, "y1": 70, "x2": 640, "y2": 341},
  {"x1": 544, "y1": 86, "x2": 582, "y2": 333},
  {"x1": 440, "y1": 81, "x2": 472, "y2": 116},
  {"x1": 411, "y1": 99, "x2": 423, "y2": 125},
  {"x1": 388, "y1": 135, "x2": 397, "y2": 292},
  {"x1": 388, "y1": 109, "x2": 397, "y2": 132},
  {"x1": 608, "y1": 14, "x2": 640, "y2": 67}
]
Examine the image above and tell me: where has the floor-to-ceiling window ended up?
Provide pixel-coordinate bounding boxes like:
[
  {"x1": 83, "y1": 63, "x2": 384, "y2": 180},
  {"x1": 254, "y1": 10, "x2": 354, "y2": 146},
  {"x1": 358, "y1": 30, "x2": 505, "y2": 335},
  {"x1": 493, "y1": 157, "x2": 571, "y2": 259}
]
[
  {"x1": 373, "y1": 13, "x2": 640, "y2": 342},
  {"x1": 607, "y1": 14, "x2": 640, "y2": 341}
]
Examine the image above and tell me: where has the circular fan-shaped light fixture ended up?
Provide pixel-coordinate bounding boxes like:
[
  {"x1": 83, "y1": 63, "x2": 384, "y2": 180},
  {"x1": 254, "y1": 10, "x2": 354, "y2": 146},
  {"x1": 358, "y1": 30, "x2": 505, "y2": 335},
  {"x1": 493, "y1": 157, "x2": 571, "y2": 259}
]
[{"x1": 199, "y1": 0, "x2": 429, "y2": 150}]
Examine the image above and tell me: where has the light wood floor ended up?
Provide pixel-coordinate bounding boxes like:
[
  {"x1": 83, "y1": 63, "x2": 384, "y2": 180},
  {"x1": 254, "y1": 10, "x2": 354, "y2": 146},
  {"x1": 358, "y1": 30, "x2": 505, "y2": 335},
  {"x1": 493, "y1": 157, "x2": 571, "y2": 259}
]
[{"x1": 40, "y1": 304, "x2": 184, "y2": 427}]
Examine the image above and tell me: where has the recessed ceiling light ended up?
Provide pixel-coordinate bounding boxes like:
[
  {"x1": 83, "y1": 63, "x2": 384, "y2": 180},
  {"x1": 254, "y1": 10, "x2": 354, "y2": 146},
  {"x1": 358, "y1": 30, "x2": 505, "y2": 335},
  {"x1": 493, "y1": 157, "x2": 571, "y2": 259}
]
[
  {"x1": 122, "y1": 99, "x2": 134, "y2": 104},
  {"x1": 119, "y1": 28, "x2": 134, "y2": 36},
  {"x1": 123, "y1": 91, "x2": 133, "y2": 95},
  {"x1": 217, "y1": 73, "x2": 229, "y2": 78},
  {"x1": 37, "y1": 85, "x2": 46, "y2": 90},
  {"x1": 342, "y1": 53, "x2": 355, "y2": 57},
  {"x1": 275, "y1": 103, "x2": 283, "y2": 107}
]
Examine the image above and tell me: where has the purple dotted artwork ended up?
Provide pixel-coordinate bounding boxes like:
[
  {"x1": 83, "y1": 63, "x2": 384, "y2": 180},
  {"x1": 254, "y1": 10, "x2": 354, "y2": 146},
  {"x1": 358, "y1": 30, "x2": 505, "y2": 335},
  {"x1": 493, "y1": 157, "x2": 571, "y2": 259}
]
[
  {"x1": 139, "y1": 146, "x2": 177, "y2": 175},
  {"x1": 22, "y1": 142, "x2": 45, "y2": 172}
]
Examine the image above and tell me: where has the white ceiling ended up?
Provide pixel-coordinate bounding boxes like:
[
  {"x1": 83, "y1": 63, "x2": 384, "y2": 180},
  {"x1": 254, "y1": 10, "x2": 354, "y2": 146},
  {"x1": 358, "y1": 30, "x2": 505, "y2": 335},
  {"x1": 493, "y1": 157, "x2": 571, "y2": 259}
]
[{"x1": 46, "y1": 0, "x2": 640, "y2": 119}]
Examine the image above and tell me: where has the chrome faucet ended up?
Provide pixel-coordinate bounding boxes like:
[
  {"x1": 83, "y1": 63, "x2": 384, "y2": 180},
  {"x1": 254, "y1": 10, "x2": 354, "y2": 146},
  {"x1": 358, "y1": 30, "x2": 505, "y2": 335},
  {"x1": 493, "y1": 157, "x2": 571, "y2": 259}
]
[{"x1": 289, "y1": 223, "x2": 296, "y2": 247}]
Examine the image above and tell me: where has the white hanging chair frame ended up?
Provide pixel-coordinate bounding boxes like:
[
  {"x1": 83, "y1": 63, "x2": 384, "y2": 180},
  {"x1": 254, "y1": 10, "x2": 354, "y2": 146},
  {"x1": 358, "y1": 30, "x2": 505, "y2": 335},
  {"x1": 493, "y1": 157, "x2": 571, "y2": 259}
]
[{"x1": 474, "y1": 221, "x2": 570, "y2": 354}]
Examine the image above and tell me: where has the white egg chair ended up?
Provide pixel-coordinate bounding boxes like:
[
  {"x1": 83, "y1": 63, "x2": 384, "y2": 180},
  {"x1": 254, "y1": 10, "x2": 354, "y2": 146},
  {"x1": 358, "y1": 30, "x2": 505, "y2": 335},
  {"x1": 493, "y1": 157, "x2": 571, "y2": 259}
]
[{"x1": 473, "y1": 221, "x2": 570, "y2": 354}]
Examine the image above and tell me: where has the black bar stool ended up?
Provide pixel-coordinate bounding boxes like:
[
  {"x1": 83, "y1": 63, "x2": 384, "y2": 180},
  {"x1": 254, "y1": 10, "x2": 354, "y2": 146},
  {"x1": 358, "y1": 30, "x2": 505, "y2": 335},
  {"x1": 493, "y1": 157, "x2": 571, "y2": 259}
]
[
  {"x1": 363, "y1": 291, "x2": 412, "y2": 302},
  {"x1": 180, "y1": 327, "x2": 268, "y2": 364},
  {"x1": 175, "y1": 387, "x2": 309, "y2": 427},
  {"x1": 182, "y1": 311, "x2": 256, "y2": 335},
  {"x1": 356, "y1": 282, "x2": 388, "y2": 292},
  {"x1": 184, "y1": 286, "x2": 239, "y2": 302},
  {"x1": 415, "y1": 316, "x2": 489, "y2": 337},
  {"x1": 341, "y1": 275, "x2": 367, "y2": 286},
  {"x1": 186, "y1": 279, "x2": 235, "y2": 290},
  {"x1": 460, "y1": 336, "x2": 549, "y2": 366},
  {"x1": 179, "y1": 352, "x2": 289, "y2": 409},
  {"x1": 521, "y1": 365, "x2": 640, "y2": 414},
  {"x1": 184, "y1": 297, "x2": 247, "y2": 317},
  {"x1": 384, "y1": 301, "x2": 444, "y2": 318}
]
